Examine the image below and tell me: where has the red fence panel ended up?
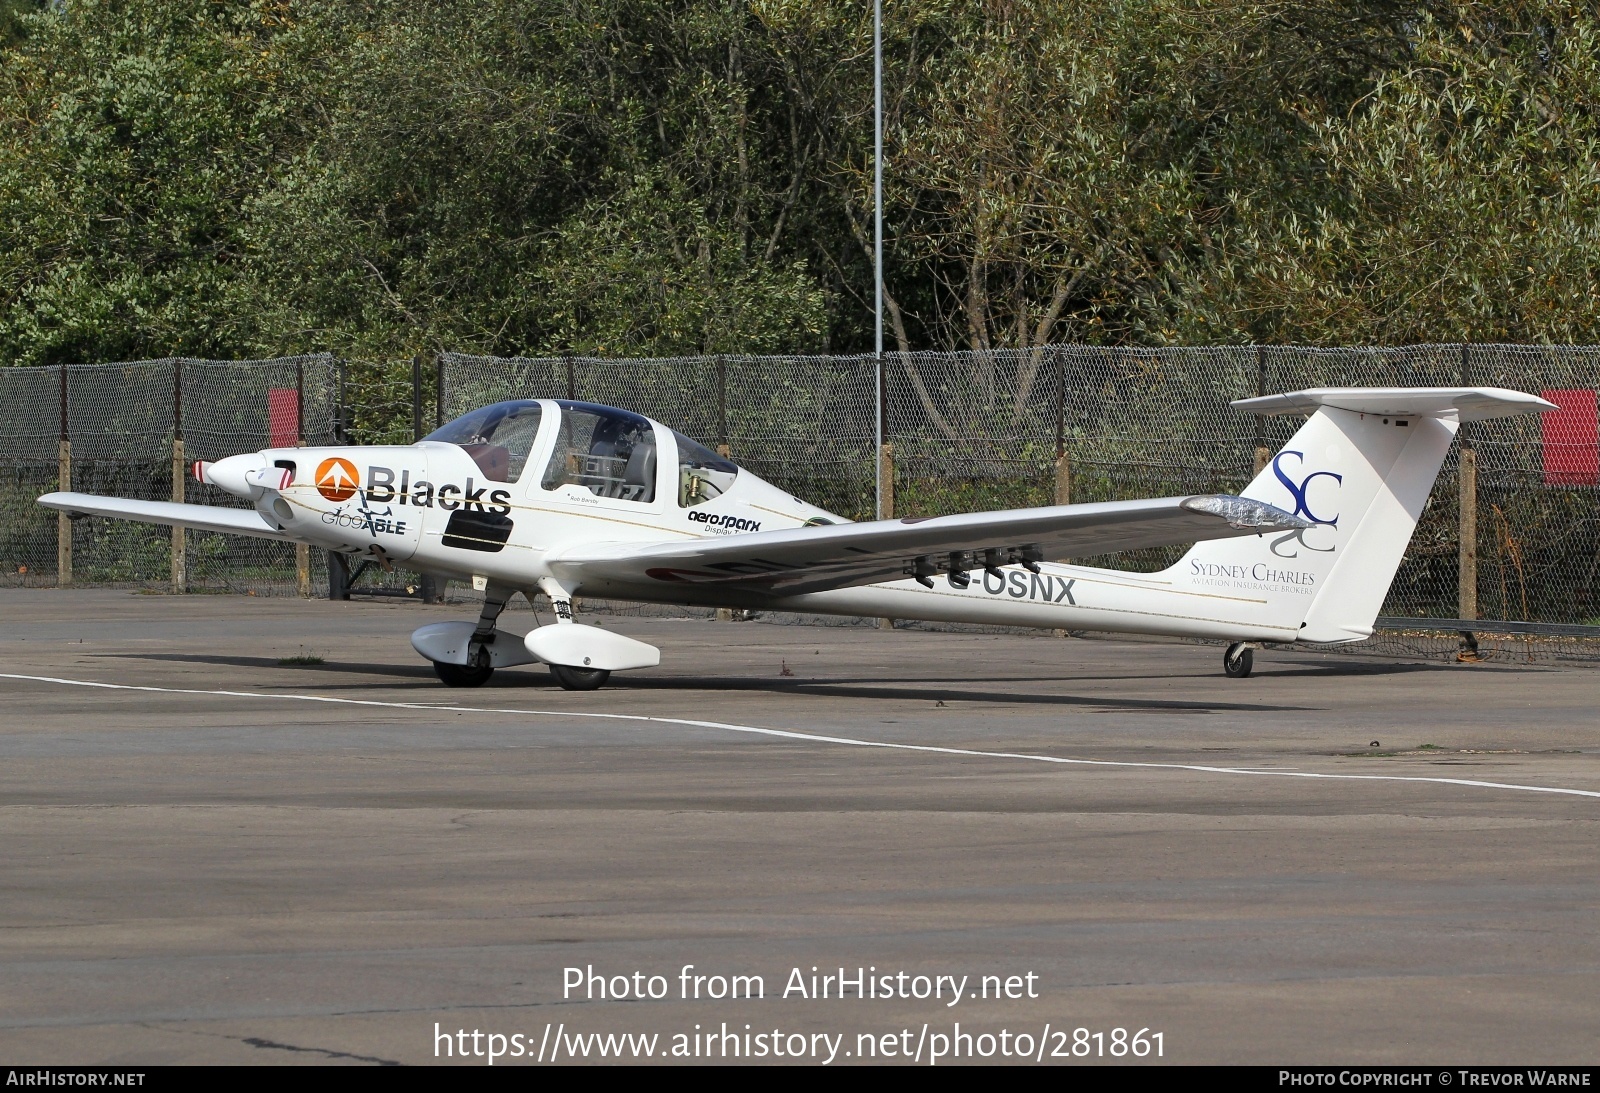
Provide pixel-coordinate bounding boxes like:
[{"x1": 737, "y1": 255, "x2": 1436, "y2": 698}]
[
  {"x1": 267, "y1": 387, "x2": 300, "y2": 449},
  {"x1": 1540, "y1": 389, "x2": 1598, "y2": 485}
]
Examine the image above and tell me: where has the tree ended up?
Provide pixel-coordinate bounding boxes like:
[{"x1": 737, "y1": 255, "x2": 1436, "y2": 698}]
[
  {"x1": 0, "y1": 0, "x2": 329, "y2": 366},
  {"x1": 244, "y1": 0, "x2": 827, "y2": 361},
  {"x1": 1180, "y1": 2, "x2": 1600, "y2": 345},
  {"x1": 2, "y1": 0, "x2": 1599, "y2": 368}
]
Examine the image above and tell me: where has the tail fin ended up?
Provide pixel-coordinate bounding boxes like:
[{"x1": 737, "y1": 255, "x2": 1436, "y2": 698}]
[{"x1": 1169, "y1": 387, "x2": 1555, "y2": 642}]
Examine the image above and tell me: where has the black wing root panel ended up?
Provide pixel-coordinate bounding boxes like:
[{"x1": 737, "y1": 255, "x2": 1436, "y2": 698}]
[{"x1": 441, "y1": 510, "x2": 514, "y2": 552}]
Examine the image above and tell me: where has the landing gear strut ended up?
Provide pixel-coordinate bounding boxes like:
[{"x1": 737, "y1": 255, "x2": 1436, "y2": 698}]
[
  {"x1": 1223, "y1": 642, "x2": 1254, "y2": 679},
  {"x1": 537, "y1": 575, "x2": 616, "y2": 691}
]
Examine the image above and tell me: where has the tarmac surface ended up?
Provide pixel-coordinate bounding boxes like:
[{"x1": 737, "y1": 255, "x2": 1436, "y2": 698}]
[{"x1": 1, "y1": 588, "x2": 1597, "y2": 1066}]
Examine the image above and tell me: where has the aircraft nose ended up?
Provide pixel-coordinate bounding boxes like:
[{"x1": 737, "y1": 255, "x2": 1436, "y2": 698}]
[{"x1": 194, "y1": 452, "x2": 270, "y2": 498}]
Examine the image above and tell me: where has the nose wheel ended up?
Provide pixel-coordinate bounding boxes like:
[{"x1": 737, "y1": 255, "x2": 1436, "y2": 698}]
[
  {"x1": 1223, "y1": 642, "x2": 1254, "y2": 678},
  {"x1": 430, "y1": 583, "x2": 510, "y2": 688},
  {"x1": 434, "y1": 654, "x2": 493, "y2": 688}
]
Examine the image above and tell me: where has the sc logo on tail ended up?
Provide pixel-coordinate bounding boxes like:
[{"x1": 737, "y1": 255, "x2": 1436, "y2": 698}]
[{"x1": 1269, "y1": 451, "x2": 1341, "y2": 558}]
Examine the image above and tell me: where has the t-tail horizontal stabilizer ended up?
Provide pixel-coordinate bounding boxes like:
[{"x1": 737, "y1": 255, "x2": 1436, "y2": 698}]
[
  {"x1": 1232, "y1": 386, "x2": 1558, "y2": 422},
  {"x1": 1170, "y1": 387, "x2": 1557, "y2": 644}
]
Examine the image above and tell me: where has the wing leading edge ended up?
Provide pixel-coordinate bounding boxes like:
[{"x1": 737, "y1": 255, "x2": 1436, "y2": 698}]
[
  {"x1": 37, "y1": 492, "x2": 293, "y2": 541},
  {"x1": 550, "y1": 494, "x2": 1309, "y2": 597}
]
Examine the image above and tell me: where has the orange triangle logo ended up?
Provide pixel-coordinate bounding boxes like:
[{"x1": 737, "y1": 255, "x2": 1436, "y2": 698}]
[{"x1": 315, "y1": 457, "x2": 360, "y2": 502}]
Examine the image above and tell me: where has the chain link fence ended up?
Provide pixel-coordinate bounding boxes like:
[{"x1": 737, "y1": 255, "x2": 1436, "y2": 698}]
[
  {"x1": 3, "y1": 347, "x2": 1596, "y2": 662},
  {"x1": 0, "y1": 356, "x2": 338, "y2": 593}
]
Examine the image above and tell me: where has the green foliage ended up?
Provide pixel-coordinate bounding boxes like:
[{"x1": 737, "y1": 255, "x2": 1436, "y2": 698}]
[
  {"x1": 896, "y1": 475, "x2": 1051, "y2": 520},
  {"x1": 3, "y1": 1, "x2": 1600, "y2": 364},
  {"x1": 0, "y1": 0, "x2": 334, "y2": 365},
  {"x1": 0, "y1": 0, "x2": 833, "y2": 366},
  {"x1": 72, "y1": 517, "x2": 169, "y2": 583},
  {"x1": 1175, "y1": 3, "x2": 1600, "y2": 345},
  {"x1": 0, "y1": 464, "x2": 54, "y2": 575},
  {"x1": 241, "y1": 0, "x2": 831, "y2": 360},
  {"x1": 0, "y1": 0, "x2": 43, "y2": 49}
]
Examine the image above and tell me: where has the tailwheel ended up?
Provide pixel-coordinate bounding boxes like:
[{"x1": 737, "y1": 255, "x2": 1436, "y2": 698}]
[
  {"x1": 549, "y1": 663, "x2": 611, "y2": 691},
  {"x1": 434, "y1": 656, "x2": 494, "y2": 688},
  {"x1": 1223, "y1": 642, "x2": 1254, "y2": 679}
]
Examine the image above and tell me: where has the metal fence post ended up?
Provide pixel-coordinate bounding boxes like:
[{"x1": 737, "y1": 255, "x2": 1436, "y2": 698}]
[
  {"x1": 1049, "y1": 347, "x2": 1071, "y2": 637},
  {"x1": 1053, "y1": 347, "x2": 1070, "y2": 506},
  {"x1": 876, "y1": 352, "x2": 889, "y2": 518},
  {"x1": 877, "y1": 354, "x2": 893, "y2": 518},
  {"x1": 295, "y1": 359, "x2": 311, "y2": 598},
  {"x1": 334, "y1": 358, "x2": 349, "y2": 444},
  {"x1": 435, "y1": 352, "x2": 445, "y2": 431},
  {"x1": 56, "y1": 366, "x2": 71, "y2": 588},
  {"x1": 411, "y1": 353, "x2": 424, "y2": 443},
  {"x1": 876, "y1": 353, "x2": 894, "y2": 630},
  {"x1": 1253, "y1": 345, "x2": 1271, "y2": 477},
  {"x1": 413, "y1": 353, "x2": 439, "y2": 605},
  {"x1": 714, "y1": 356, "x2": 736, "y2": 621},
  {"x1": 877, "y1": 441, "x2": 896, "y2": 518},
  {"x1": 1459, "y1": 448, "x2": 1478, "y2": 620},
  {"x1": 171, "y1": 360, "x2": 187, "y2": 594},
  {"x1": 327, "y1": 358, "x2": 349, "y2": 595},
  {"x1": 716, "y1": 355, "x2": 730, "y2": 459},
  {"x1": 1458, "y1": 344, "x2": 1478, "y2": 620},
  {"x1": 328, "y1": 550, "x2": 350, "y2": 601}
]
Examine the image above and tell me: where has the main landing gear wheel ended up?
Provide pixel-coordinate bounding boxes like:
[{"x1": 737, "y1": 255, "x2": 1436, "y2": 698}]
[
  {"x1": 430, "y1": 585, "x2": 512, "y2": 688},
  {"x1": 434, "y1": 658, "x2": 494, "y2": 687},
  {"x1": 1223, "y1": 642, "x2": 1254, "y2": 679},
  {"x1": 549, "y1": 663, "x2": 610, "y2": 691}
]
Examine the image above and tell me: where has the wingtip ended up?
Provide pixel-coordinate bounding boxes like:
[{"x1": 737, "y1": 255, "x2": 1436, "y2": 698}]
[
  {"x1": 35, "y1": 492, "x2": 88, "y2": 520},
  {"x1": 1182, "y1": 494, "x2": 1312, "y2": 530}
]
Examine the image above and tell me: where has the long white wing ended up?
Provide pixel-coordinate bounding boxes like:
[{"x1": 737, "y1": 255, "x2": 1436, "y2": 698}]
[
  {"x1": 550, "y1": 494, "x2": 1308, "y2": 597},
  {"x1": 38, "y1": 492, "x2": 293, "y2": 542}
]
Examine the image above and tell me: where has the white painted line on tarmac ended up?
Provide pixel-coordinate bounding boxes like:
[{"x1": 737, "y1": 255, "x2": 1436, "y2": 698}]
[{"x1": 5, "y1": 672, "x2": 1598, "y2": 801}]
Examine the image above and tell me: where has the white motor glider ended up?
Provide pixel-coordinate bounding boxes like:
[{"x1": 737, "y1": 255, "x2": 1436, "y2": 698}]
[{"x1": 38, "y1": 387, "x2": 1554, "y2": 689}]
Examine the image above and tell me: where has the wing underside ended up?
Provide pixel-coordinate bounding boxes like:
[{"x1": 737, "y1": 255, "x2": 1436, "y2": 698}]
[{"x1": 550, "y1": 494, "x2": 1308, "y2": 597}]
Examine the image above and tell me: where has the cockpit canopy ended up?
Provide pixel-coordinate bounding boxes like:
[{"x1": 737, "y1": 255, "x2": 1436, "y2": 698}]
[
  {"x1": 423, "y1": 400, "x2": 542, "y2": 483},
  {"x1": 542, "y1": 403, "x2": 658, "y2": 502},
  {"x1": 673, "y1": 430, "x2": 737, "y2": 507},
  {"x1": 423, "y1": 399, "x2": 738, "y2": 506}
]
